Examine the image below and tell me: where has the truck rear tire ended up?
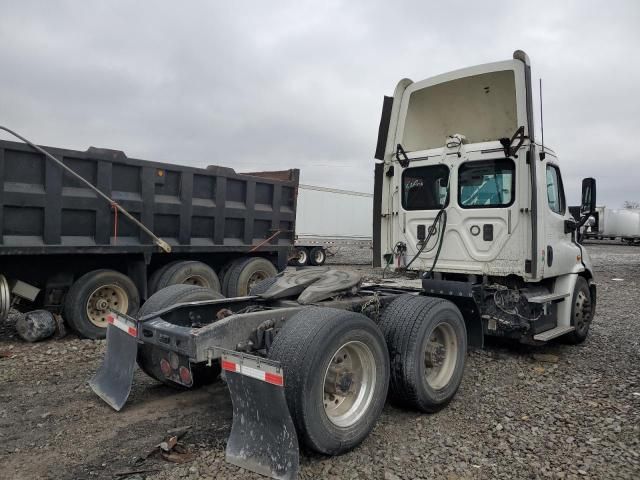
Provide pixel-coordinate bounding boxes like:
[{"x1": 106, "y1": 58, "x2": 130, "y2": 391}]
[
  {"x1": 268, "y1": 307, "x2": 389, "y2": 455},
  {"x1": 64, "y1": 269, "x2": 140, "y2": 340},
  {"x1": 562, "y1": 276, "x2": 594, "y2": 344},
  {"x1": 153, "y1": 260, "x2": 221, "y2": 294},
  {"x1": 309, "y1": 246, "x2": 326, "y2": 266},
  {"x1": 226, "y1": 257, "x2": 278, "y2": 297},
  {"x1": 289, "y1": 247, "x2": 309, "y2": 267},
  {"x1": 249, "y1": 275, "x2": 279, "y2": 295},
  {"x1": 147, "y1": 260, "x2": 181, "y2": 297},
  {"x1": 380, "y1": 294, "x2": 466, "y2": 413},
  {"x1": 136, "y1": 284, "x2": 224, "y2": 387}
]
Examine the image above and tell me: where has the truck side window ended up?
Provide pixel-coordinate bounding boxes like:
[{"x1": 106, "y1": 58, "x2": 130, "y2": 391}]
[
  {"x1": 401, "y1": 165, "x2": 449, "y2": 210},
  {"x1": 546, "y1": 164, "x2": 566, "y2": 215},
  {"x1": 458, "y1": 159, "x2": 515, "y2": 208}
]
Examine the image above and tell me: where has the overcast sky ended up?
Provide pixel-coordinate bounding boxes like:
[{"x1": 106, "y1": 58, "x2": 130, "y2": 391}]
[{"x1": 1, "y1": 1, "x2": 639, "y2": 207}]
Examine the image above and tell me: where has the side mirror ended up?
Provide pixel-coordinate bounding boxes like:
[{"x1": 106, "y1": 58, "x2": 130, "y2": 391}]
[{"x1": 580, "y1": 178, "x2": 596, "y2": 216}]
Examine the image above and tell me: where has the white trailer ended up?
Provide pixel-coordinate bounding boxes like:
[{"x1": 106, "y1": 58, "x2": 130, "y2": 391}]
[
  {"x1": 584, "y1": 206, "x2": 640, "y2": 244},
  {"x1": 290, "y1": 184, "x2": 373, "y2": 266}
]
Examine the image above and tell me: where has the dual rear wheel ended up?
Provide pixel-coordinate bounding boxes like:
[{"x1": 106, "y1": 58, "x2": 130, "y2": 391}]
[
  {"x1": 289, "y1": 246, "x2": 326, "y2": 267},
  {"x1": 269, "y1": 295, "x2": 467, "y2": 455},
  {"x1": 64, "y1": 257, "x2": 279, "y2": 339}
]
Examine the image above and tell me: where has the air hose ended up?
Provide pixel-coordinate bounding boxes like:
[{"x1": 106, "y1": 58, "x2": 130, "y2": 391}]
[{"x1": 404, "y1": 207, "x2": 447, "y2": 275}]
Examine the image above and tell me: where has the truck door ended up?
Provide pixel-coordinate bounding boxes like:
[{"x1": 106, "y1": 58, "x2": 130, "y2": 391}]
[{"x1": 539, "y1": 155, "x2": 581, "y2": 278}]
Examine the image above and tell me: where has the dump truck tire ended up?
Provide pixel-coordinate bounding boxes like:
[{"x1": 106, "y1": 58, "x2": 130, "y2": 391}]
[
  {"x1": 136, "y1": 284, "x2": 224, "y2": 387},
  {"x1": 153, "y1": 260, "x2": 221, "y2": 294},
  {"x1": 226, "y1": 257, "x2": 277, "y2": 297},
  {"x1": 269, "y1": 307, "x2": 389, "y2": 455},
  {"x1": 249, "y1": 275, "x2": 279, "y2": 295},
  {"x1": 147, "y1": 260, "x2": 181, "y2": 297},
  {"x1": 380, "y1": 294, "x2": 466, "y2": 412},
  {"x1": 562, "y1": 276, "x2": 594, "y2": 344},
  {"x1": 309, "y1": 247, "x2": 326, "y2": 266},
  {"x1": 64, "y1": 269, "x2": 140, "y2": 340},
  {"x1": 220, "y1": 258, "x2": 243, "y2": 296}
]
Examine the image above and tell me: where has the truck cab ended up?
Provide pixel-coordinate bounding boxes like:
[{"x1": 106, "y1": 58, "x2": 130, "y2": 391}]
[{"x1": 374, "y1": 50, "x2": 597, "y2": 345}]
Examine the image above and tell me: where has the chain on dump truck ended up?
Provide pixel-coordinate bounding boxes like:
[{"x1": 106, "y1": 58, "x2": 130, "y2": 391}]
[{"x1": 87, "y1": 50, "x2": 597, "y2": 480}]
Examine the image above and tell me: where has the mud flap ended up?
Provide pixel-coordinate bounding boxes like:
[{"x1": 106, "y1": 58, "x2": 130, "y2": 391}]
[
  {"x1": 220, "y1": 349, "x2": 299, "y2": 480},
  {"x1": 89, "y1": 314, "x2": 139, "y2": 411}
]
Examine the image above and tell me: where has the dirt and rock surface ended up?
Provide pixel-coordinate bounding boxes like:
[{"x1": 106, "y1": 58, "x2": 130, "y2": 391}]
[{"x1": 1, "y1": 242, "x2": 639, "y2": 480}]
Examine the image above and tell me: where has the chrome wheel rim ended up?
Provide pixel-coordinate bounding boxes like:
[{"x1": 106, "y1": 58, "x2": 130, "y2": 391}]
[
  {"x1": 0, "y1": 274, "x2": 10, "y2": 322},
  {"x1": 574, "y1": 290, "x2": 592, "y2": 334},
  {"x1": 297, "y1": 249, "x2": 308, "y2": 264},
  {"x1": 86, "y1": 284, "x2": 129, "y2": 327},
  {"x1": 323, "y1": 341, "x2": 376, "y2": 427},
  {"x1": 313, "y1": 249, "x2": 325, "y2": 263},
  {"x1": 424, "y1": 323, "x2": 457, "y2": 390}
]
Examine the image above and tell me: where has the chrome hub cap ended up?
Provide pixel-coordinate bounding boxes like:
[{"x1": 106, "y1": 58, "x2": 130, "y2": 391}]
[
  {"x1": 574, "y1": 290, "x2": 592, "y2": 334},
  {"x1": 424, "y1": 323, "x2": 457, "y2": 390},
  {"x1": 323, "y1": 341, "x2": 376, "y2": 427}
]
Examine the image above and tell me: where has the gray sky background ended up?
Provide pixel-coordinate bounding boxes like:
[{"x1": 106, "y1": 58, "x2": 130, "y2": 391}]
[{"x1": 1, "y1": 1, "x2": 639, "y2": 207}]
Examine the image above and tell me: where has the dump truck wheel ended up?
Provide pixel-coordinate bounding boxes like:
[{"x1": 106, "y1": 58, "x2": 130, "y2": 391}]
[
  {"x1": 220, "y1": 258, "x2": 241, "y2": 297},
  {"x1": 380, "y1": 294, "x2": 466, "y2": 413},
  {"x1": 249, "y1": 275, "x2": 279, "y2": 295},
  {"x1": 64, "y1": 269, "x2": 140, "y2": 340},
  {"x1": 562, "y1": 276, "x2": 594, "y2": 344},
  {"x1": 226, "y1": 257, "x2": 278, "y2": 297},
  {"x1": 147, "y1": 261, "x2": 181, "y2": 297},
  {"x1": 269, "y1": 307, "x2": 389, "y2": 455},
  {"x1": 309, "y1": 247, "x2": 326, "y2": 266},
  {"x1": 153, "y1": 260, "x2": 221, "y2": 294},
  {"x1": 289, "y1": 247, "x2": 309, "y2": 266},
  {"x1": 136, "y1": 284, "x2": 224, "y2": 387}
]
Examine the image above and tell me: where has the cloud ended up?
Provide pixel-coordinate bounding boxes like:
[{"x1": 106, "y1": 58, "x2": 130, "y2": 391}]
[{"x1": 1, "y1": 0, "x2": 638, "y2": 205}]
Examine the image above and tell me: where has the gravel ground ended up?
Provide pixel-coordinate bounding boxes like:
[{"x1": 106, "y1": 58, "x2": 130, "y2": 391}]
[{"x1": 1, "y1": 242, "x2": 639, "y2": 480}]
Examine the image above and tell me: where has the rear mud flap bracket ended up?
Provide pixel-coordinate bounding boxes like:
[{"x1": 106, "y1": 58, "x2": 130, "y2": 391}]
[{"x1": 218, "y1": 348, "x2": 299, "y2": 480}]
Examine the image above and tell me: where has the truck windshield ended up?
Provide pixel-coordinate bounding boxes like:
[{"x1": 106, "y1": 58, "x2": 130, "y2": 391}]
[
  {"x1": 458, "y1": 159, "x2": 515, "y2": 208},
  {"x1": 402, "y1": 165, "x2": 449, "y2": 210}
]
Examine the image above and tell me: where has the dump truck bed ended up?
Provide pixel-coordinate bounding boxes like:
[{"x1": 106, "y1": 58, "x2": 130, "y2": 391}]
[{"x1": 0, "y1": 139, "x2": 298, "y2": 256}]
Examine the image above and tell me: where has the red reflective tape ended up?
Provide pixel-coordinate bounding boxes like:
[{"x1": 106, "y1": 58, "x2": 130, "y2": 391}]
[
  {"x1": 127, "y1": 326, "x2": 137, "y2": 337},
  {"x1": 265, "y1": 372, "x2": 284, "y2": 386},
  {"x1": 107, "y1": 315, "x2": 114, "y2": 324},
  {"x1": 221, "y1": 360, "x2": 237, "y2": 372}
]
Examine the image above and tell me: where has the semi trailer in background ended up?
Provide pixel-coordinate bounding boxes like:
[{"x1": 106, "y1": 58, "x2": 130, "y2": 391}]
[
  {"x1": 0, "y1": 135, "x2": 299, "y2": 339},
  {"x1": 290, "y1": 184, "x2": 372, "y2": 266},
  {"x1": 570, "y1": 205, "x2": 640, "y2": 244}
]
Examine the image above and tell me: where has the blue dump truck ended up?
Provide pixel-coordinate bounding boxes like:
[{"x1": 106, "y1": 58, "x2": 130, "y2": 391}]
[{"x1": 0, "y1": 127, "x2": 299, "y2": 339}]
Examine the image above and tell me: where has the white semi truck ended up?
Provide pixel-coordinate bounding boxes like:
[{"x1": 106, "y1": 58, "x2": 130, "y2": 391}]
[
  {"x1": 290, "y1": 184, "x2": 373, "y2": 266},
  {"x1": 91, "y1": 50, "x2": 597, "y2": 480}
]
